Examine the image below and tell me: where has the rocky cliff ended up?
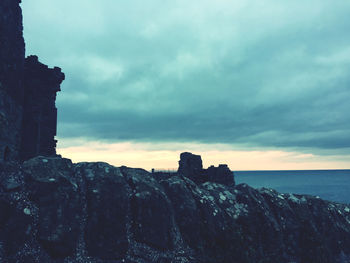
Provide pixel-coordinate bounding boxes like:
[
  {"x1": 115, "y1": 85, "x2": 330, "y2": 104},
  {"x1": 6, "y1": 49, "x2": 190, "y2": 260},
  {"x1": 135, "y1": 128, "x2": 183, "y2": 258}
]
[
  {"x1": 1, "y1": 155, "x2": 350, "y2": 263},
  {"x1": 0, "y1": 0, "x2": 64, "y2": 162},
  {"x1": 0, "y1": 0, "x2": 25, "y2": 161},
  {"x1": 2, "y1": 2, "x2": 350, "y2": 263}
]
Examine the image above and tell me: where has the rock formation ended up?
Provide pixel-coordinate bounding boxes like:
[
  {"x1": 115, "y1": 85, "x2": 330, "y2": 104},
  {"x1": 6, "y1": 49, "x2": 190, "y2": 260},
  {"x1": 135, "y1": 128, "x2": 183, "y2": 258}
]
[
  {"x1": 178, "y1": 152, "x2": 235, "y2": 186},
  {"x1": 0, "y1": 0, "x2": 64, "y2": 162},
  {"x1": 178, "y1": 152, "x2": 204, "y2": 183},
  {"x1": 20, "y1": 56, "x2": 65, "y2": 161},
  {"x1": 2, "y1": 2, "x2": 350, "y2": 263},
  {"x1": 1, "y1": 155, "x2": 350, "y2": 263},
  {"x1": 0, "y1": 0, "x2": 25, "y2": 161}
]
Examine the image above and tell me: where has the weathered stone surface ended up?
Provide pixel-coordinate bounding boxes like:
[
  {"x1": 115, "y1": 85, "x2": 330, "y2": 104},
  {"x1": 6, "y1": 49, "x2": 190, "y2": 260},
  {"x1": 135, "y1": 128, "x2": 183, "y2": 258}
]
[
  {"x1": 160, "y1": 176, "x2": 201, "y2": 249},
  {"x1": 0, "y1": 196, "x2": 32, "y2": 257},
  {"x1": 0, "y1": 0, "x2": 25, "y2": 162},
  {"x1": 1, "y1": 156, "x2": 350, "y2": 263},
  {"x1": 121, "y1": 166, "x2": 174, "y2": 250},
  {"x1": 0, "y1": 0, "x2": 25, "y2": 101},
  {"x1": 77, "y1": 162, "x2": 130, "y2": 260},
  {"x1": 24, "y1": 156, "x2": 81, "y2": 258}
]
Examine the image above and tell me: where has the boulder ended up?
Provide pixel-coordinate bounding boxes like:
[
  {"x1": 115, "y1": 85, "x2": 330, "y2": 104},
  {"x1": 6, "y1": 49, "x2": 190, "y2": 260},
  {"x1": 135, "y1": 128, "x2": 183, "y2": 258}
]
[
  {"x1": 121, "y1": 166, "x2": 175, "y2": 250},
  {"x1": 77, "y1": 162, "x2": 130, "y2": 260},
  {"x1": 24, "y1": 156, "x2": 81, "y2": 258}
]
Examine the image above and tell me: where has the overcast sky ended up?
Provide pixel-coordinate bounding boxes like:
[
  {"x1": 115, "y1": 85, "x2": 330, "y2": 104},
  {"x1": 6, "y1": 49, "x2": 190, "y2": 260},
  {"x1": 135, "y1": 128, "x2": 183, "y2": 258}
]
[{"x1": 21, "y1": 0, "x2": 350, "y2": 169}]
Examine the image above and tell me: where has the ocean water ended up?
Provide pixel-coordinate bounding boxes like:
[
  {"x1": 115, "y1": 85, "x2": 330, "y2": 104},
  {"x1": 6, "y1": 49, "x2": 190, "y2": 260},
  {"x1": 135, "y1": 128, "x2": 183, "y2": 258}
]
[{"x1": 235, "y1": 170, "x2": 350, "y2": 204}]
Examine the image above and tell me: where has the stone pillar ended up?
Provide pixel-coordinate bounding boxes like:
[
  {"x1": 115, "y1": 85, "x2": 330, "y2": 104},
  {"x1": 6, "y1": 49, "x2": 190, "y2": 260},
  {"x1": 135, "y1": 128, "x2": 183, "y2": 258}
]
[
  {"x1": 178, "y1": 152, "x2": 205, "y2": 183},
  {"x1": 20, "y1": 56, "x2": 65, "y2": 161}
]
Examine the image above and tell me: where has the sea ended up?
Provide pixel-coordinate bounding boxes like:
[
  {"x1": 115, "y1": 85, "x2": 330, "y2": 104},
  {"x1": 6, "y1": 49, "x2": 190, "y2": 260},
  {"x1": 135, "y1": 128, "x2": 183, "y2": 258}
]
[{"x1": 235, "y1": 170, "x2": 350, "y2": 204}]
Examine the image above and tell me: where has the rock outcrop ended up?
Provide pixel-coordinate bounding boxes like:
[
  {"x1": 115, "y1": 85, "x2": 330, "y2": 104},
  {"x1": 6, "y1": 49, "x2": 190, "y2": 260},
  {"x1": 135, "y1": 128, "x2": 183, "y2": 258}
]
[
  {"x1": 20, "y1": 56, "x2": 65, "y2": 161},
  {"x1": 0, "y1": 0, "x2": 25, "y2": 161},
  {"x1": 178, "y1": 152, "x2": 204, "y2": 183},
  {"x1": 2, "y1": 2, "x2": 350, "y2": 263},
  {"x1": 178, "y1": 152, "x2": 235, "y2": 186},
  {"x1": 0, "y1": 0, "x2": 64, "y2": 162},
  {"x1": 1, "y1": 155, "x2": 350, "y2": 263}
]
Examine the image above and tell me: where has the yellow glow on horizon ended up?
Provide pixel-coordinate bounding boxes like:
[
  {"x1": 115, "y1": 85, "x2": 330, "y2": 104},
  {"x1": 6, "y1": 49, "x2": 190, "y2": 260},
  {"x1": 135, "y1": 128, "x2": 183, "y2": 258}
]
[{"x1": 56, "y1": 139, "x2": 350, "y2": 171}]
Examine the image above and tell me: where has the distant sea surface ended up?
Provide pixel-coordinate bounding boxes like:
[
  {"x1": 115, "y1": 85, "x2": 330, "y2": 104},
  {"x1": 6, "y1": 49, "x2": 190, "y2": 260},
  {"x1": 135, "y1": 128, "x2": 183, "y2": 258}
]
[{"x1": 235, "y1": 170, "x2": 350, "y2": 204}]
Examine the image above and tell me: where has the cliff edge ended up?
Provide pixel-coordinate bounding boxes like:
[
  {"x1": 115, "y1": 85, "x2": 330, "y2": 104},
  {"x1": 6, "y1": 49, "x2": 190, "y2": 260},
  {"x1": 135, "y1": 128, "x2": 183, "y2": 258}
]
[{"x1": 0, "y1": 0, "x2": 64, "y2": 162}]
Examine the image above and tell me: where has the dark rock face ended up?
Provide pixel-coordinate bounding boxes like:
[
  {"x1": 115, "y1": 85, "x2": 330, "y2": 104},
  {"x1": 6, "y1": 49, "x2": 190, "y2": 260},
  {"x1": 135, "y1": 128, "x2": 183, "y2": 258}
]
[
  {"x1": 0, "y1": 197, "x2": 32, "y2": 257},
  {"x1": 121, "y1": 166, "x2": 174, "y2": 250},
  {"x1": 20, "y1": 56, "x2": 65, "y2": 161},
  {"x1": 177, "y1": 152, "x2": 235, "y2": 186},
  {"x1": 178, "y1": 152, "x2": 203, "y2": 180},
  {"x1": 0, "y1": 0, "x2": 25, "y2": 162},
  {"x1": 207, "y1": 164, "x2": 235, "y2": 186},
  {"x1": 2, "y1": 1, "x2": 350, "y2": 262},
  {"x1": 0, "y1": 0, "x2": 25, "y2": 101},
  {"x1": 1, "y1": 156, "x2": 350, "y2": 263},
  {"x1": 24, "y1": 157, "x2": 80, "y2": 258},
  {"x1": 77, "y1": 162, "x2": 130, "y2": 259},
  {"x1": 0, "y1": 1, "x2": 64, "y2": 163}
]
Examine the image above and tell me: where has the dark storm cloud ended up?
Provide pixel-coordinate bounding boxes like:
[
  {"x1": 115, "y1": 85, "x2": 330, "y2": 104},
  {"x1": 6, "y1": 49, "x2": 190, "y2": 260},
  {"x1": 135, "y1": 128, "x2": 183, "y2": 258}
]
[{"x1": 22, "y1": 0, "x2": 350, "y2": 153}]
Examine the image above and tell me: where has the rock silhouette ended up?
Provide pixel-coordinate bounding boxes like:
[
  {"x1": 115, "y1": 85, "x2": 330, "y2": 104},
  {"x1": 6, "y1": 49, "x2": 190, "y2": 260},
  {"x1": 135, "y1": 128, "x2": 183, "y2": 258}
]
[
  {"x1": 0, "y1": 0, "x2": 64, "y2": 162},
  {"x1": 1, "y1": 2, "x2": 350, "y2": 263},
  {"x1": 178, "y1": 152, "x2": 235, "y2": 186}
]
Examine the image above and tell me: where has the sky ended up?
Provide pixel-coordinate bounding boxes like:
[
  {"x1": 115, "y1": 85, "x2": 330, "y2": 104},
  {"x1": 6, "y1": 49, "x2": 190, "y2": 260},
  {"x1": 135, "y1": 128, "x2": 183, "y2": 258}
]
[{"x1": 21, "y1": 0, "x2": 350, "y2": 170}]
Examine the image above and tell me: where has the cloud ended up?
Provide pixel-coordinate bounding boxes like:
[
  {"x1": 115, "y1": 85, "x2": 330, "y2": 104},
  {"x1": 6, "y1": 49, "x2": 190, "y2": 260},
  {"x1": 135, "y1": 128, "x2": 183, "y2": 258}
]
[
  {"x1": 22, "y1": 0, "x2": 350, "y2": 155},
  {"x1": 56, "y1": 139, "x2": 350, "y2": 170}
]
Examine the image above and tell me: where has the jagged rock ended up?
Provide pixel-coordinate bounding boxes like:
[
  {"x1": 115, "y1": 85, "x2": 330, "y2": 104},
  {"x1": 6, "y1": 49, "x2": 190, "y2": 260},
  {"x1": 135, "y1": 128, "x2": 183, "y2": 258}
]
[
  {"x1": 20, "y1": 56, "x2": 65, "y2": 161},
  {"x1": 1, "y1": 156, "x2": 350, "y2": 263},
  {"x1": 0, "y1": 1, "x2": 64, "y2": 163}
]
